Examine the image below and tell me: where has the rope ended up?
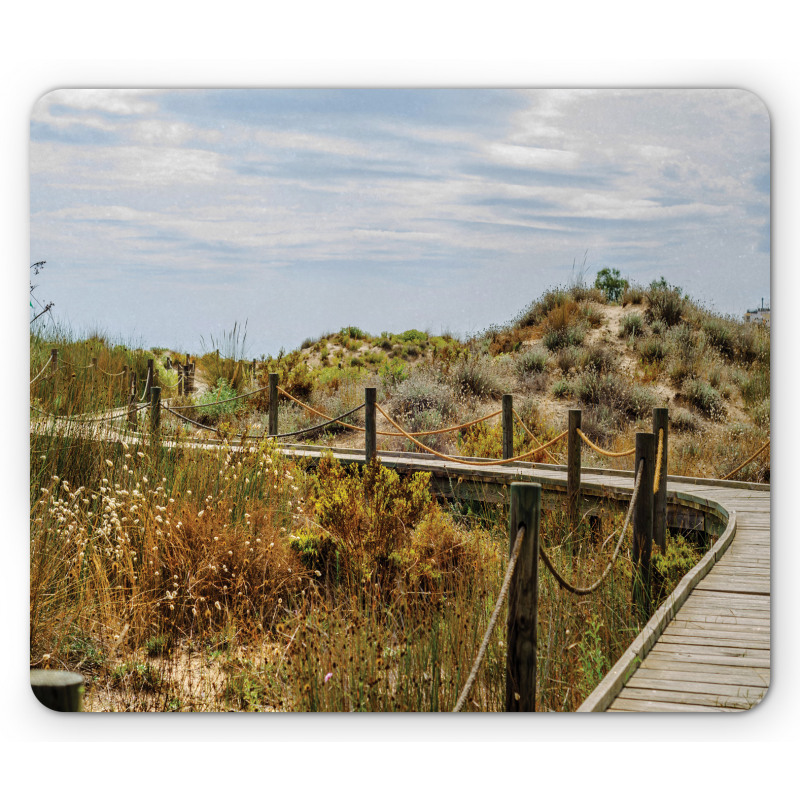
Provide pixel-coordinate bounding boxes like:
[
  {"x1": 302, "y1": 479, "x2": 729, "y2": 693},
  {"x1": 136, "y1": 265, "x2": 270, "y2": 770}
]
[
  {"x1": 166, "y1": 402, "x2": 367, "y2": 440},
  {"x1": 278, "y1": 386, "x2": 502, "y2": 438},
  {"x1": 167, "y1": 384, "x2": 269, "y2": 411},
  {"x1": 98, "y1": 368, "x2": 126, "y2": 377},
  {"x1": 376, "y1": 403, "x2": 568, "y2": 465},
  {"x1": 576, "y1": 428, "x2": 635, "y2": 458},
  {"x1": 722, "y1": 439, "x2": 770, "y2": 481},
  {"x1": 165, "y1": 406, "x2": 221, "y2": 433},
  {"x1": 29, "y1": 361, "x2": 52, "y2": 385},
  {"x1": 30, "y1": 404, "x2": 148, "y2": 422},
  {"x1": 653, "y1": 427, "x2": 664, "y2": 494},
  {"x1": 511, "y1": 409, "x2": 558, "y2": 464},
  {"x1": 453, "y1": 524, "x2": 525, "y2": 713},
  {"x1": 538, "y1": 459, "x2": 644, "y2": 596}
]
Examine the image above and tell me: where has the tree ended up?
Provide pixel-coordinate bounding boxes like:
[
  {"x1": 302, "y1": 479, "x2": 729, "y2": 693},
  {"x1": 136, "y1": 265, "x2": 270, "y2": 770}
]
[{"x1": 594, "y1": 267, "x2": 628, "y2": 303}]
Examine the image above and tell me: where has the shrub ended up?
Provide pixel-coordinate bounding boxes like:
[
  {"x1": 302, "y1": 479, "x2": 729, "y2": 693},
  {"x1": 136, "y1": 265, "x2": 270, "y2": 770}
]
[
  {"x1": 459, "y1": 420, "x2": 526, "y2": 459},
  {"x1": 393, "y1": 372, "x2": 457, "y2": 418},
  {"x1": 621, "y1": 285, "x2": 645, "y2": 305},
  {"x1": 637, "y1": 335, "x2": 668, "y2": 364},
  {"x1": 682, "y1": 378, "x2": 726, "y2": 419},
  {"x1": 581, "y1": 304, "x2": 606, "y2": 328},
  {"x1": 574, "y1": 371, "x2": 656, "y2": 420},
  {"x1": 555, "y1": 346, "x2": 580, "y2": 374},
  {"x1": 701, "y1": 317, "x2": 736, "y2": 359},
  {"x1": 551, "y1": 379, "x2": 571, "y2": 398},
  {"x1": 515, "y1": 348, "x2": 548, "y2": 377},
  {"x1": 298, "y1": 454, "x2": 472, "y2": 592},
  {"x1": 193, "y1": 378, "x2": 240, "y2": 423},
  {"x1": 379, "y1": 358, "x2": 408, "y2": 389},
  {"x1": 578, "y1": 344, "x2": 615, "y2": 374},
  {"x1": 670, "y1": 407, "x2": 699, "y2": 432},
  {"x1": 652, "y1": 535, "x2": 703, "y2": 606},
  {"x1": 645, "y1": 282, "x2": 685, "y2": 327},
  {"x1": 340, "y1": 326, "x2": 367, "y2": 340},
  {"x1": 399, "y1": 329, "x2": 428, "y2": 344},
  {"x1": 542, "y1": 325, "x2": 586, "y2": 351},
  {"x1": 451, "y1": 356, "x2": 505, "y2": 399},
  {"x1": 620, "y1": 312, "x2": 645, "y2": 338}
]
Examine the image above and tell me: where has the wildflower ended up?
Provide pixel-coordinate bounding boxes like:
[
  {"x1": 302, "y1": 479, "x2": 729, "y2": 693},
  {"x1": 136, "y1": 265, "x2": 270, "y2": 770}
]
[
  {"x1": 105, "y1": 460, "x2": 114, "y2": 468},
  {"x1": 324, "y1": 672, "x2": 333, "y2": 683},
  {"x1": 214, "y1": 601, "x2": 222, "y2": 611}
]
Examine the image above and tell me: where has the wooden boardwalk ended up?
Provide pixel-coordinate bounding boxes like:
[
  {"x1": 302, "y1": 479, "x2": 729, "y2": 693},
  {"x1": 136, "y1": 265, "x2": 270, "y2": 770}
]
[
  {"x1": 603, "y1": 482, "x2": 769, "y2": 712},
  {"x1": 31, "y1": 419, "x2": 770, "y2": 712}
]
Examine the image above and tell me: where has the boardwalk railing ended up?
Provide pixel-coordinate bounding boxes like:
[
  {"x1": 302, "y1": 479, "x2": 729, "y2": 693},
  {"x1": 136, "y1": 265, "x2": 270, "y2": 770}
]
[{"x1": 30, "y1": 355, "x2": 771, "y2": 711}]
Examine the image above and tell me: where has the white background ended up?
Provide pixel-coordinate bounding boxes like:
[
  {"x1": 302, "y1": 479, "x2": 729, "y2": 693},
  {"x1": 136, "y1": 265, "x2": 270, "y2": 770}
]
[{"x1": 3, "y1": 2, "x2": 796, "y2": 795}]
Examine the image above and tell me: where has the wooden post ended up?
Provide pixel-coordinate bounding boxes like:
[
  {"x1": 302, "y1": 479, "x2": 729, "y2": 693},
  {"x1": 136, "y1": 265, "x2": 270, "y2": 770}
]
[
  {"x1": 567, "y1": 409, "x2": 582, "y2": 529},
  {"x1": 251, "y1": 359, "x2": 257, "y2": 382},
  {"x1": 365, "y1": 387, "x2": 377, "y2": 462},
  {"x1": 268, "y1": 373, "x2": 279, "y2": 436},
  {"x1": 652, "y1": 407, "x2": 669, "y2": 551},
  {"x1": 145, "y1": 358, "x2": 154, "y2": 395},
  {"x1": 31, "y1": 670, "x2": 83, "y2": 712},
  {"x1": 50, "y1": 348, "x2": 58, "y2": 375},
  {"x1": 150, "y1": 386, "x2": 161, "y2": 434},
  {"x1": 128, "y1": 372, "x2": 138, "y2": 430},
  {"x1": 166, "y1": 356, "x2": 172, "y2": 370},
  {"x1": 633, "y1": 432, "x2": 655, "y2": 620},
  {"x1": 502, "y1": 394, "x2": 513, "y2": 460},
  {"x1": 122, "y1": 365, "x2": 129, "y2": 399},
  {"x1": 506, "y1": 482, "x2": 541, "y2": 712}
]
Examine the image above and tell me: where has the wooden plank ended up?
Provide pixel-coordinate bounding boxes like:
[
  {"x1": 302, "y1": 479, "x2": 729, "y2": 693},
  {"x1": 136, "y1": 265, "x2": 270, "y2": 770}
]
[
  {"x1": 626, "y1": 675, "x2": 767, "y2": 699},
  {"x1": 608, "y1": 697, "x2": 727, "y2": 712},
  {"x1": 648, "y1": 646, "x2": 770, "y2": 668},
  {"x1": 669, "y1": 620, "x2": 770, "y2": 635},
  {"x1": 635, "y1": 662, "x2": 769, "y2": 686},
  {"x1": 617, "y1": 687, "x2": 753, "y2": 710},
  {"x1": 673, "y1": 612, "x2": 770, "y2": 627},
  {"x1": 658, "y1": 634, "x2": 769, "y2": 651}
]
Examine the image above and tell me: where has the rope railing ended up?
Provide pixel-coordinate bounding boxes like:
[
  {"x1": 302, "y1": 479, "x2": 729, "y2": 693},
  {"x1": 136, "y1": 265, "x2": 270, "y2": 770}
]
[
  {"x1": 278, "y1": 386, "x2": 503, "y2": 438},
  {"x1": 511, "y1": 409, "x2": 559, "y2": 464},
  {"x1": 538, "y1": 459, "x2": 643, "y2": 596},
  {"x1": 653, "y1": 427, "x2": 664, "y2": 494},
  {"x1": 722, "y1": 439, "x2": 770, "y2": 481},
  {"x1": 167, "y1": 384, "x2": 269, "y2": 411},
  {"x1": 575, "y1": 428, "x2": 635, "y2": 458},
  {"x1": 166, "y1": 402, "x2": 368, "y2": 441},
  {"x1": 453, "y1": 523, "x2": 525, "y2": 713},
  {"x1": 98, "y1": 367, "x2": 126, "y2": 378},
  {"x1": 376, "y1": 403, "x2": 568, "y2": 466},
  {"x1": 29, "y1": 361, "x2": 52, "y2": 385},
  {"x1": 30, "y1": 403, "x2": 149, "y2": 423}
]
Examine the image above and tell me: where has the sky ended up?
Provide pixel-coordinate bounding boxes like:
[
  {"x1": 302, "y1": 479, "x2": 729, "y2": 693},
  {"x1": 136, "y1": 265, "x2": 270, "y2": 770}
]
[{"x1": 29, "y1": 88, "x2": 771, "y2": 358}]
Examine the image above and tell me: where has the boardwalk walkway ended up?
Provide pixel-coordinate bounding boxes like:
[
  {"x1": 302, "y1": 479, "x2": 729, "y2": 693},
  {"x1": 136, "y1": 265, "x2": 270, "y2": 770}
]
[{"x1": 30, "y1": 419, "x2": 770, "y2": 712}]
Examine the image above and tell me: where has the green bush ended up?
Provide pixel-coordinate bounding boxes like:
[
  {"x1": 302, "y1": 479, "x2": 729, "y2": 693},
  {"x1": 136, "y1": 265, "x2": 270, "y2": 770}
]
[
  {"x1": 652, "y1": 535, "x2": 703, "y2": 606},
  {"x1": 594, "y1": 267, "x2": 628, "y2": 303},
  {"x1": 399, "y1": 329, "x2": 428, "y2": 344},
  {"x1": 193, "y1": 378, "x2": 240, "y2": 423}
]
